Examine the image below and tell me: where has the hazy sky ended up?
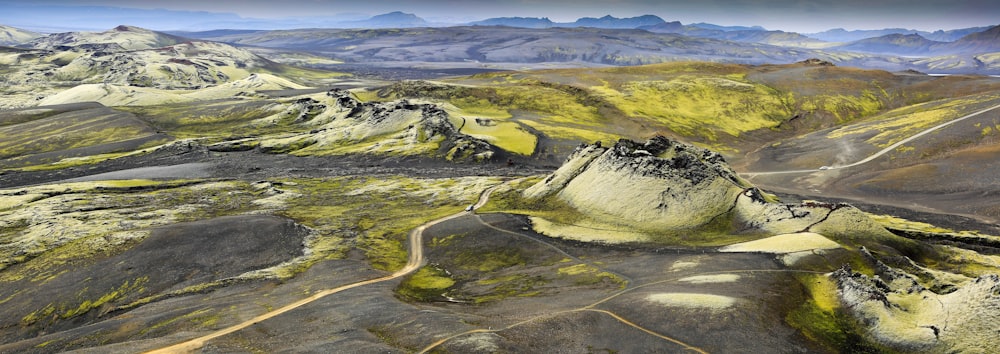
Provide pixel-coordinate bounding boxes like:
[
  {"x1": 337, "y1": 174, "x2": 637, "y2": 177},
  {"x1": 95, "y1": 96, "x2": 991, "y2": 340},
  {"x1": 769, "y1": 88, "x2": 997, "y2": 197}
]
[{"x1": 1, "y1": 0, "x2": 997, "y2": 32}]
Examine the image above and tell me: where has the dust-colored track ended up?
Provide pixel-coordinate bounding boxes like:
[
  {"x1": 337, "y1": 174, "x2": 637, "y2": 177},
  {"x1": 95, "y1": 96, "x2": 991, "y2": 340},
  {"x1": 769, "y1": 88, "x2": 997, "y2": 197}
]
[
  {"x1": 145, "y1": 185, "x2": 502, "y2": 353},
  {"x1": 417, "y1": 268, "x2": 825, "y2": 353},
  {"x1": 415, "y1": 307, "x2": 708, "y2": 354},
  {"x1": 742, "y1": 103, "x2": 1000, "y2": 176}
]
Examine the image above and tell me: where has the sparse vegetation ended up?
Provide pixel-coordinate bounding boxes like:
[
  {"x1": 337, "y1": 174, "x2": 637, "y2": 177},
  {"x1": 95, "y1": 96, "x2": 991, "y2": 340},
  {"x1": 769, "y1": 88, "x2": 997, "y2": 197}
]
[
  {"x1": 0, "y1": 108, "x2": 157, "y2": 162},
  {"x1": 396, "y1": 266, "x2": 455, "y2": 302},
  {"x1": 139, "y1": 308, "x2": 222, "y2": 336},
  {"x1": 785, "y1": 274, "x2": 892, "y2": 353},
  {"x1": 556, "y1": 264, "x2": 622, "y2": 286},
  {"x1": 22, "y1": 277, "x2": 148, "y2": 325},
  {"x1": 469, "y1": 274, "x2": 547, "y2": 304},
  {"x1": 277, "y1": 176, "x2": 496, "y2": 272},
  {"x1": 0, "y1": 179, "x2": 259, "y2": 280},
  {"x1": 122, "y1": 101, "x2": 290, "y2": 139}
]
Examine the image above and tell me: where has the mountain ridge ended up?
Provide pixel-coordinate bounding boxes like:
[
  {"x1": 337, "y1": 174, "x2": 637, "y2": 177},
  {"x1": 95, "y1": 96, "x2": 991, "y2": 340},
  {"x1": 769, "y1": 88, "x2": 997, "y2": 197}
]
[
  {"x1": 470, "y1": 14, "x2": 666, "y2": 29},
  {"x1": 640, "y1": 23, "x2": 830, "y2": 48},
  {"x1": 946, "y1": 24, "x2": 1000, "y2": 54},
  {"x1": 338, "y1": 11, "x2": 429, "y2": 28},
  {"x1": 25, "y1": 25, "x2": 191, "y2": 51},
  {"x1": 832, "y1": 33, "x2": 948, "y2": 55},
  {"x1": 0, "y1": 25, "x2": 43, "y2": 46},
  {"x1": 806, "y1": 26, "x2": 995, "y2": 42},
  {"x1": 191, "y1": 25, "x2": 1000, "y2": 74}
]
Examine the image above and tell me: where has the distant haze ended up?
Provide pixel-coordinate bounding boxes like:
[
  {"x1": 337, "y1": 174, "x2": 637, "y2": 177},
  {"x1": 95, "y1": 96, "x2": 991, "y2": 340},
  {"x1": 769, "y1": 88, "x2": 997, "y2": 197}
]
[{"x1": 0, "y1": 0, "x2": 996, "y2": 32}]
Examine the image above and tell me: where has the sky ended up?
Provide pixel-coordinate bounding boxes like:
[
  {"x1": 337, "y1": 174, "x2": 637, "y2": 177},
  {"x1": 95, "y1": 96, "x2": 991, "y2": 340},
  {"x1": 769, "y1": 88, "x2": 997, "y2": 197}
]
[{"x1": 0, "y1": 0, "x2": 997, "y2": 33}]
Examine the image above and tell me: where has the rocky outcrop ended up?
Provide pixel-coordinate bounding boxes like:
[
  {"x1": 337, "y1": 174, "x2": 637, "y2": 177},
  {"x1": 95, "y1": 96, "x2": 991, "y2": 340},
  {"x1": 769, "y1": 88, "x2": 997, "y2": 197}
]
[
  {"x1": 258, "y1": 89, "x2": 495, "y2": 161},
  {"x1": 524, "y1": 137, "x2": 872, "y2": 234},
  {"x1": 527, "y1": 137, "x2": 750, "y2": 230},
  {"x1": 833, "y1": 262, "x2": 1000, "y2": 352},
  {"x1": 798, "y1": 58, "x2": 834, "y2": 66}
]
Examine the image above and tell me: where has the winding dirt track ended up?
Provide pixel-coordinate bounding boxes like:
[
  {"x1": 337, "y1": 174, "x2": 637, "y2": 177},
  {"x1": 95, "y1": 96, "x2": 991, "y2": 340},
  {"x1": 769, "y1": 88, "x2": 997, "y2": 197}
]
[
  {"x1": 145, "y1": 186, "x2": 500, "y2": 353},
  {"x1": 742, "y1": 103, "x2": 1000, "y2": 176}
]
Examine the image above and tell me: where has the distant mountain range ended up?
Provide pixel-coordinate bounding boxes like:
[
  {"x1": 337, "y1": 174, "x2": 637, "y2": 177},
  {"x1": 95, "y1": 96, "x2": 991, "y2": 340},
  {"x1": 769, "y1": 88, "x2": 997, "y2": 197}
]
[
  {"x1": 469, "y1": 15, "x2": 996, "y2": 49},
  {"x1": 832, "y1": 33, "x2": 947, "y2": 56},
  {"x1": 182, "y1": 24, "x2": 1000, "y2": 74},
  {"x1": 3, "y1": 14, "x2": 999, "y2": 76},
  {"x1": 468, "y1": 14, "x2": 668, "y2": 29},
  {"x1": 806, "y1": 26, "x2": 994, "y2": 42},
  {"x1": 338, "y1": 11, "x2": 429, "y2": 29},
  {"x1": 829, "y1": 26, "x2": 1000, "y2": 56},
  {"x1": 946, "y1": 25, "x2": 1000, "y2": 54},
  {"x1": 2, "y1": 3, "x2": 991, "y2": 44},
  {"x1": 688, "y1": 23, "x2": 767, "y2": 32},
  {"x1": 1, "y1": 4, "x2": 995, "y2": 49},
  {"x1": 639, "y1": 21, "x2": 830, "y2": 48}
]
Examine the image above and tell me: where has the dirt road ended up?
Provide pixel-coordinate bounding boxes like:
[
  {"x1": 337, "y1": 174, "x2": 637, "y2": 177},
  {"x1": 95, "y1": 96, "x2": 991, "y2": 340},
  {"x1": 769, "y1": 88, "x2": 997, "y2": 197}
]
[
  {"x1": 742, "y1": 103, "x2": 1000, "y2": 176},
  {"x1": 145, "y1": 185, "x2": 501, "y2": 353}
]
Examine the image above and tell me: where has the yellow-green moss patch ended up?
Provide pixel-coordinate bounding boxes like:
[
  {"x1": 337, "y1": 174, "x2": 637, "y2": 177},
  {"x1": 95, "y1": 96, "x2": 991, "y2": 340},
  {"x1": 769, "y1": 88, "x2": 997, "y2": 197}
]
[{"x1": 396, "y1": 266, "x2": 455, "y2": 302}]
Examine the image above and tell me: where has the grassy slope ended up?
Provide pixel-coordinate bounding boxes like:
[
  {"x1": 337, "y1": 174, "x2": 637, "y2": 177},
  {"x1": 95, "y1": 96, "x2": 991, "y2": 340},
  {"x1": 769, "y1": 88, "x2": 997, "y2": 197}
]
[
  {"x1": 277, "y1": 176, "x2": 499, "y2": 271},
  {"x1": 374, "y1": 62, "x2": 1000, "y2": 157},
  {"x1": 0, "y1": 107, "x2": 166, "y2": 169},
  {"x1": 122, "y1": 100, "x2": 289, "y2": 140}
]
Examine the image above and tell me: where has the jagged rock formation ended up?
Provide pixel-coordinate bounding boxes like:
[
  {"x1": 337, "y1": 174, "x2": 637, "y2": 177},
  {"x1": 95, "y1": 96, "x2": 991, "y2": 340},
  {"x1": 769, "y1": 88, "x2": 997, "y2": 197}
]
[
  {"x1": 526, "y1": 137, "x2": 751, "y2": 230},
  {"x1": 258, "y1": 89, "x2": 495, "y2": 161},
  {"x1": 833, "y1": 256, "x2": 1000, "y2": 352},
  {"x1": 524, "y1": 137, "x2": 876, "y2": 235},
  {"x1": 798, "y1": 58, "x2": 835, "y2": 66}
]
